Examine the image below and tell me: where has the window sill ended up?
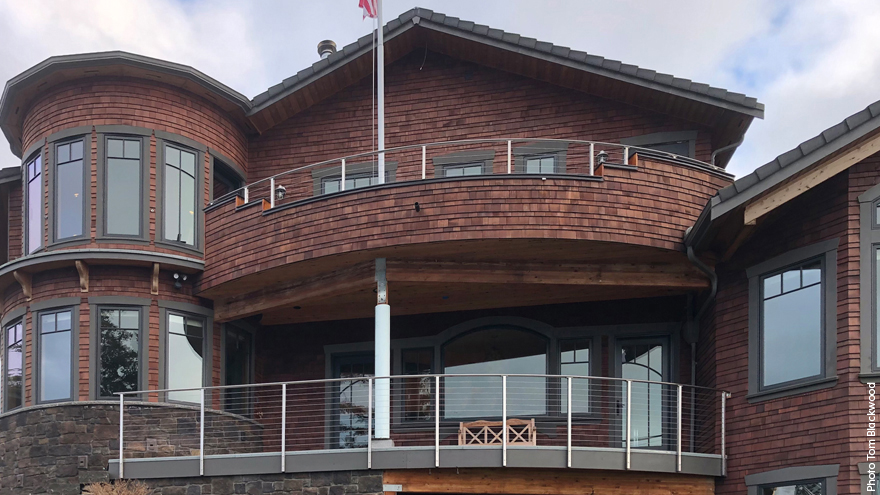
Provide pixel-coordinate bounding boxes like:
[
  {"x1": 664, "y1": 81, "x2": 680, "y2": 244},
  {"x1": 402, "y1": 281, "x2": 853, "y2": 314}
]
[
  {"x1": 155, "y1": 240, "x2": 203, "y2": 256},
  {"x1": 96, "y1": 236, "x2": 150, "y2": 245},
  {"x1": 47, "y1": 237, "x2": 91, "y2": 250},
  {"x1": 859, "y1": 373, "x2": 880, "y2": 384},
  {"x1": 746, "y1": 375, "x2": 838, "y2": 403}
]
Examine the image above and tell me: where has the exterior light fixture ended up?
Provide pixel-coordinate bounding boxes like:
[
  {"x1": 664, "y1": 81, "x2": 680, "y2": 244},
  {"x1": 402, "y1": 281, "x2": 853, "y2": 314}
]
[
  {"x1": 275, "y1": 184, "x2": 287, "y2": 201},
  {"x1": 414, "y1": 202, "x2": 421, "y2": 212},
  {"x1": 173, "y1": 272, "x2": 188, "y2": 290},
  {"x1": 597, "y1": 150, "x2": 609, "y2": 165}
]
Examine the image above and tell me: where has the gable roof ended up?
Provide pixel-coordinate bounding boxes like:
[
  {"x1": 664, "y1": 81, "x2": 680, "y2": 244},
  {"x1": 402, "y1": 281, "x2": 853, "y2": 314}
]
[{"x1": 686, "y1": 98, "x2": 880, "y2": 250}]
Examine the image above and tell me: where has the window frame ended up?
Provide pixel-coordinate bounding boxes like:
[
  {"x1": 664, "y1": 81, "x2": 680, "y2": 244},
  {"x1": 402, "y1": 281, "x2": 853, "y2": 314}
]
[
  {"x1": 859, "y1": 184, "x2": 880, "y2": 380},
  {"x1": 96, "y1": 132, "x2": 149, "y2": 241},
  {"x1": 3, "y1": 318, "x2": 24, "y2": 412},
  {"x1": 92, "y1": 302, "x2": 148, "y2": 400},
  {"x1": 620, "y1": 130, "x2": 698, "y2": 159},
  {"x1": 155, "y1": 134, "x2": 205, "y2": 254},
  {"x1": 34, "y1": 306, "x2": 77, "y2": 405},
  {"x1": 48, "y1": 136, "x2": 89, "y2": 246},
  {"x1": 431, "y1": 150, "x2": 494, "y2": 178},
  {"x1": 209, "y1": 151, "x2": 245, "y2": 202},
  {"x1": 221, "y1": 320, "x2": 255, "y2": 416},
  {"x1": 746, "y1": 238, "x2": 839, "y2": 402},
  {"x1": 23, "y1": 150, "x2": 43, "y2": 255},
  {"x1": 513, "y1": 142, "x2": 568, "y2": 174},
  {"x1": 558, "y1": 337, "x2": 597, "y2": 416},
  {"x1": 744, "y1": 464, "x2": 838, "y2": 495},
  {"x1": 159, "y1": 302, "x2": 213, "y2": 404},
  {"x1": 311, "y1": 160, "x2": 398, "y2": 197}
]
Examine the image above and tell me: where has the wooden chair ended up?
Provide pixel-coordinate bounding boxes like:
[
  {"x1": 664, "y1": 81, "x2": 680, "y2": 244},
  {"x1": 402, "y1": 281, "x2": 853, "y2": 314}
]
[{"x1": 458, "y1": 418, "x2": 536, "y2": 446}]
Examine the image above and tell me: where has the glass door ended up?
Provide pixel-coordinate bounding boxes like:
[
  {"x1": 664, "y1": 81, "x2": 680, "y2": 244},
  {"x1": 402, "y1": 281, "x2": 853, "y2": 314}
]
[
  {"x1": 333, "y1": 354, "x2": 374, "y2": 449},
  {"x1": 224, "y1": 324, "x2": 253, "y2": 416},
  {"x1": 616, "y1": 337, "x2": 669, "y2": 449}
]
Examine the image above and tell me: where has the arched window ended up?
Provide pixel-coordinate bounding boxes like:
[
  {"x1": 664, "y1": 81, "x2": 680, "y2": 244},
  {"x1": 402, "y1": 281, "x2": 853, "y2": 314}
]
[{"x1": 442, "y1": 326, "x2": 548, "y2": 419}]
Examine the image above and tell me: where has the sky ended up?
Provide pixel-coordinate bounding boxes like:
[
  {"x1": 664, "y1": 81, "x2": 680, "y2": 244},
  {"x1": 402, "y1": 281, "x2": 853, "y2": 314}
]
[{"x1": 1, "y1": 0, "x2": 879, "y2": 179}]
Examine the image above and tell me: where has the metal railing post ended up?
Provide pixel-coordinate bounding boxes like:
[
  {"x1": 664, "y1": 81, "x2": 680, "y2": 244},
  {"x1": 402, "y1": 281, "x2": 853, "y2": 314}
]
[
  {"x1": 625, "y1": 380, "x2": 632, "y2": 470},
  {"x1": 589, "y1": 143, "x2": 595, "y2": 175},
  {"x1": 507, "y1": 141, "x2": 512, "y2": 174},
  {"x1": 676, "y1": 385, "x2": 683, "y2": 473},
  {"x1": 243, "y1": 186, "x2": 249, "y2": 204},
  {"x1": 502, "y1": 375, "x2": 508, "y2": 467},
  {"x1": 200, "y1": 388, "x2": 205, "y2": 476},
  {"x1": 270, "y1": 178, "x2": 275, "y2": 208},
  {"x1": 435, "y1": 375, "x2": 441, "y2": 468},
  {"x1": 624, "y1": 146, "x2": 630, "y2": 165},
  {"x1": 421, "y1": 146, "x2": 427, "y2": 180},
  {"x1": 340, "y1": 159, "x2": 346, "y2": 191},
  {"x1": 281, "y1": 384, "x2": 287, "y2": 473},
  {"x1": 367, "y1": 378, "x2": 373, "y2": 469},
  {"x1": 567, "y1": 377, "x2": 572, "y2": 468},
  {"x1": 118, "y1": 393, "x2": 124, "y2": 479},
  {"x1": 721, "y1": 391, "x2": 728, "y2": 476}
]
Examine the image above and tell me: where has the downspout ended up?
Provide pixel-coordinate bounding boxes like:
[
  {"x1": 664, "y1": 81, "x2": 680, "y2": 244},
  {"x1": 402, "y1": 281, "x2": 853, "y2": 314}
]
[
  {"x1": 710, "y1": 136, "x2": 745, "y2": 167},
  {"x1": 685, "y1": 242, "x2": 718, "y2": 454}
]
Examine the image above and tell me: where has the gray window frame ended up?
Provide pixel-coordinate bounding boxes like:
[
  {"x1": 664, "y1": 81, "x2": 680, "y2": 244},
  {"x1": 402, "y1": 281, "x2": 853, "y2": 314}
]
[
  {"x1": 620, "y1": 130, "x2": 698, "y2": 159},
  {"x1": 513, "y1": 142, "x2": 568, "y2": 174},
  {"x1": 48, "y1": 136, "x2": 90, "y2": 247},
  {"x1": 746, "y1": 238, "x2": 839, "y2": 402},
  {"x1": 90, "y1": 299, "x2": 150, "y2": 400},
  {"x1": 158, "y1": 301, "x2": 213, "y2": 404},
  {"x1": 745, "y1": 464, "x2": 838, "y2": 495},
  {"x1": 156, "y1": 135, "x2": 205, "y2": 254},
  {"x1": 23, "y1": 150, "x2": 44, "y2": 255},
  {"x1": 431, "y1": 150, "x2": 494, "y2": 178},
  {"x1": 859, "y1": 183, "x2": 880, "y2": 380},
  {"x1": 2, "y1": 318, "x2": 24, "y2": 412},
  {"x1": 208, "y1": 150, "x2": 246, "y2": 202},
  {"x1": 311, "y1": 160, "x2": 398, "y2": 197},
  {"x1": 33, "y1": 304, "x2": 78, "y2": 405},
  {"x1": 96, "y1": 131, "x2": 150, "y2": 242}
]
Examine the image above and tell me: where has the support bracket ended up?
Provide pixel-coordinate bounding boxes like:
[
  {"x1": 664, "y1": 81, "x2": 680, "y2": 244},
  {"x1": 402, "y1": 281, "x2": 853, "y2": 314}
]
[
  {"x1": 151, "y1": 263, "x2": 160, "y2": 296},
  {"x1": 75, "y1": 260, "x2": 89, "y2": 293},
  {"x1": 13, "y1": 271, "x2": 32, "y2": 301}
]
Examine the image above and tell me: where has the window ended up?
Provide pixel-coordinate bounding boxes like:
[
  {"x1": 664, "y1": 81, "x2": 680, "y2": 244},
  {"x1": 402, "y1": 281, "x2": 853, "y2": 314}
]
[
  {"x1": 525, "y1": 156, "x2": 556, "y2": 174},
  {"x1": 38, "y1": 309, "x2": 73, "y2": 402},
  {"x1": 860, "y1": 188, "x2": 880, "y2": 378},
  {"x1": 99, "y1": 308, "x2": 140, "y2": 397},
  {"x1": 620, "y1": 131, "x2": 697, "y2": 159},
  {"x1": 760, "y1": 260, "x2": 823, "y2": 388},
  {"x1": 333, "y1": 354, "x2": 374, "y2": 448},
  {"x1": 54, "y1": 140, "x2": 85, "y2": 241},
  {"x1": 442, "y1": 326, "x2": 547, "y2": 419},
  {"x1": 744, "y1": 465, "x2": 838, "y2": 495},
  {"x1": 163, "y1": 144, "x2": 197, "y2": 246},
  {"x1": 4, "y1": 321, "x2": 22, "y2": 410},
  {"x1": 212, "y1": 159, "x2": 243, "y2": 200},
  {"x1": 560, "y1": 339, "x2": 591, "y2": 413},
  {"x1": 618, "y1": 338, "x2": 668, "y2": 448},
  {"x1": 224, "y1": 324, "x2": 253, "y2": 415},
  {"x1": 401, "y1": 348, "x2": 433, "y2": 421},
  {"x1": 26, "y1": 154, "x2": 42, "y2": 254},
  {"x1": 322, "y1": 173, "x2": 380, "y2": 194},
  {"x1": 432, "y1": 151, "x2": 494, "y2": 178},
  {"x1": 105, "y1": 137, "x2": 142, "y2": 236},
  {"x1": 443, "y1": 163, "x2": 484, "y2": 177},
  {"x1": 312, "y1": 161, "x2": 397, "y2": 197},
  {"x1": 747, "y1": 239, "x2": 838, "y2": 400},
  {"x1": 167, "y1": 313, "x2": 204, "y2": 403},
  {"x1": 760, "y1": 481, "x2": 824, "y2": 495}
]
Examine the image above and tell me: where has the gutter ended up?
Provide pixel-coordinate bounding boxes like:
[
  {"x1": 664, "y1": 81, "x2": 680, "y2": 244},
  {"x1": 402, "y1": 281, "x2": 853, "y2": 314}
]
[{"x1": 710, "y1": 136, "x2": 744, "y2": 167}]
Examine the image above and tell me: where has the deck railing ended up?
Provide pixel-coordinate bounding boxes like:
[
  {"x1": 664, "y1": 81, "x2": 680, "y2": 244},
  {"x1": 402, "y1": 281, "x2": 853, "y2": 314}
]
[
  {"x1": 211, "y1": 138, "x2": 723, "y2": 211},
  {"x1": 116, "y1": 374, "x2": 728, "y2": 478}
]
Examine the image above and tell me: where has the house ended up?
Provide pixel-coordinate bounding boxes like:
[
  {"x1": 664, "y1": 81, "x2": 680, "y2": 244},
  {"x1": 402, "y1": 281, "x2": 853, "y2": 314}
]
[{"x1": 0, "y1": 6, "x2": 865, "y2": 495}]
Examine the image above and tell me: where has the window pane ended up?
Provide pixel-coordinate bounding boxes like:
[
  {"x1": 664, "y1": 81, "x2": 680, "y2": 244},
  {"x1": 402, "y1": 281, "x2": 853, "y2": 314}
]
[
  {"x1": 181, "y1": 150, "x2": 196, "y2": 176},
  {"x1": 70, "y1": 141, "x2": 83, "y2": 161},
  {"x1": 764, "y1": 274, "x2": 782, "y2": 298},
  {"x1": 445, "y1": 167, "x2": 463, "y2": 177},
  {"x1": 782, "y1": 269, "x2": 800, "y2": 293},
  {"x1": 763, "y1": 283, "x2": 822, "y2": 386},
  {"x1": 323, "y1": 179, "x2": 340, "y2": 194},
  {"x1": 120, "y1": 310, "x2": 139, "y2": 329},
  {"x1": 123, "y1": 140, "x2": 139, "y2": 159},
  {"x1": 106, "y1": 158, "x2": 141, "y2": 235},
  {"x1": 402, "y1": 349, "x2": 433, "y2": 421},
  {"x1": 621, "y1": 343, "x2": 664, "y2": 447},
  {"x1": 336, "y1": 357, "x2": 374, "y2": 448},
  {"x1": 108, "y1": 139, "x2": 124, "y2": 158},
  {"x1": 27, "y1": 155, "x2": 42, "y2": 254},
  {"x1": 57, "y1": 143, "x2": 69, "y2": 163},
  {"x1": 99, "y1": 309, "x2": 139, "y2": 397},
  {"x1": 56, "y1": 159, "x2": 84, "y2": 239},
  {"x1": 6, "y1": 323, "x2": 22, "y2": 409},
  {"x1": 165, "y1": 165, "x2": 180, "y2": 242},
  {"x1": 166, "y1": 147, "x2": 180, "y2": 168},
  {"x1": 560, "y1": 340, "x2": 590, "y2": 414},
  {"x1": 180, "y1": 173, "x2": 195, "y2": 245},
  {"x1": 168, "y1": 315, "x2": 203, "y2": 403},
  {"x1": 443, "y1": 327, "x2": 546, "y2": 418},
  {"x1": 40, "y1": 314, "x2": 71, "y2": 402},
  {"x1": 41, "y1": 313, "x2": 55, "y2": 333},
  {"x1": 761, "y1": 481, "x2": 824, "y2": 495},
  {"x1": 56, "y1": 310, "x2": 71, "y2": 331},
  {"x1": 802, "y1": 262, "x2": 821, "y2": 286}
]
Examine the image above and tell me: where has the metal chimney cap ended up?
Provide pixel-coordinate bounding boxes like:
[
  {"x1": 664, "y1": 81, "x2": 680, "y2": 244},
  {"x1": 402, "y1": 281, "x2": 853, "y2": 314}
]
[{"x1": 317, "y1": 40, "x2": 337, "y2": 59}]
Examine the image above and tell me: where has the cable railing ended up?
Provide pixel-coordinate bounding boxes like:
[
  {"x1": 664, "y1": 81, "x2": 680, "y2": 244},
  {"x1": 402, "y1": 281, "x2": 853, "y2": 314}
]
[
  {"x1": 211, "y1": 138, "x2": 723, "y2": 212},
  {"x1": 116, "y1": 374, "x2": 729, "y2": 478}
]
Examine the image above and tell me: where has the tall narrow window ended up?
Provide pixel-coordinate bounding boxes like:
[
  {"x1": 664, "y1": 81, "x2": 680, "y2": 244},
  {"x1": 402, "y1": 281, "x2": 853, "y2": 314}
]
[
  {"x1": 5, "y1": 321, "x2": 23, "y2": 410},
  {"x1": 225, "y1": 325, "x2": 252, "y2": 415},
  {"x1": 401, "y1": 348, "x2": 433, "y2": 421},
  {"x1": 55, "y1": 140, "x2": 85, "y2": 240},
  {"x1": 560, "y1": 339, "x2": 591, "y2": 413},
  {"x1": 99, "y1": 308, "x2": 140, "y2": 397},
  {"x1": 164, "y1": 144, "x2": 197, "y2": 246},
  {"x1": 39, "y1": 309, "x2": 72, "y2": 402},
  {"x1": 105, "y1": 138, "x2": 142, "y2": 236},
  {"x1": 26, "y1": 154, "x2": 42, "y2": 254},
  {"x1": 760, "y1": 260, "x2": 823, "y2": 388},
  {"x1": 167, "y1": 313, "x2": 204, "y2": 403}
]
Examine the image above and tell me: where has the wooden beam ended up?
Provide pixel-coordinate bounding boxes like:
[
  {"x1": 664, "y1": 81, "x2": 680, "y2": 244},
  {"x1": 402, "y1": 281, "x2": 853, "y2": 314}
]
[
  {"x1": 386, "y1": 261, "x2": 709, "y2": 289},
  {"x1": 151, "y1": 263, "x2": 160, "y2": 296},
  {"x1": 214, "y1": 262, "x2": 375, "y2": 322},
  {"x1": 383, "y1": 468, "x2": 714, "y2": 495},
  {"x1": 13, "y1": 271, "x2": 31, "y2": 301},
  {"x1": 721, "y1": 223, "x2": 755, "y2": 262},
  {"x1": 744, "y1": 130, "x2": 880, "y2": 225},
  {"x1": 75, "y1": 260, "x2": 89, "y2": 293}
]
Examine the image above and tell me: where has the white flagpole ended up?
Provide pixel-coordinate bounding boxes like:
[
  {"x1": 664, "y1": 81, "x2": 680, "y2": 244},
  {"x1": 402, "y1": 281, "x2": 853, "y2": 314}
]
[{"x1": 376, "y1": 0, "x2": 385, "y2": 184}]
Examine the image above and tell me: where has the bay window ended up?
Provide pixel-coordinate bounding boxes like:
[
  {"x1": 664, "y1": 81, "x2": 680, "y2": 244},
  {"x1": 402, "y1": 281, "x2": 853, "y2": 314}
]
[
  {"x1": 98, "y1": 308, "x2": 141, "y2": 398},
  {"x1": 104, "y1": 137, "x2": 143, "y2": 236},
  {"x1": 163, "y1": 143, "x2": 197, "y2": 246},
  {"x1": 4, "y1": 321, "x2": 22, "y2": 410},
  {"x1": 25, "y1": 154, "x2": 42, "y2": 254},
  {"x1": 54, "y1": 140, "x2": 85, "y2": 241},
  {"x1": 38, "y1": 309, "x2": 73, "y2": 402}
]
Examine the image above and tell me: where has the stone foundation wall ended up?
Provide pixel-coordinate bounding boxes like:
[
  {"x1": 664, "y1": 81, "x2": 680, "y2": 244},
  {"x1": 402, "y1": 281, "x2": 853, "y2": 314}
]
[{"x1": 140, "y1": 471, "x2": 383, "y2": 495}]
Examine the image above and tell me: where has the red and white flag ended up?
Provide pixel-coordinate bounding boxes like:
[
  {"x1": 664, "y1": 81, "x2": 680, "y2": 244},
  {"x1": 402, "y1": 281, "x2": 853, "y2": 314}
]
[{"x1": 359, "y1": 0, "x2": 378, "y2": 19}]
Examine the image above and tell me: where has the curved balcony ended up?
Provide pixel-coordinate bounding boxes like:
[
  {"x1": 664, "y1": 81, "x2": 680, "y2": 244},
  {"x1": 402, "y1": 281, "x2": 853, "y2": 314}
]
[
  {"x1": 201, "y1": 138, "x2": 729, "y2": 321},
  {"x1": 111, "y1": 374, "x2": 727, "y2": 479}
]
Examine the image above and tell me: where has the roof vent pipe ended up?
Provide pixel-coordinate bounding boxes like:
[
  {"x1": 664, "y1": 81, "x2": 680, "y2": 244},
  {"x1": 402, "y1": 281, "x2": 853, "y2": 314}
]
[{"x1": 317, "y1": 40, "x2": 337, "y2": 59}]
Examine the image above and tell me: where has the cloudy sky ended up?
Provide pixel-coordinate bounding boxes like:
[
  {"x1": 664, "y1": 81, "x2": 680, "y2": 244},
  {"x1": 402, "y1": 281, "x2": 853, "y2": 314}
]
[{"x1": 0, "y1": 0, "x2": 878, "y2": 179}]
